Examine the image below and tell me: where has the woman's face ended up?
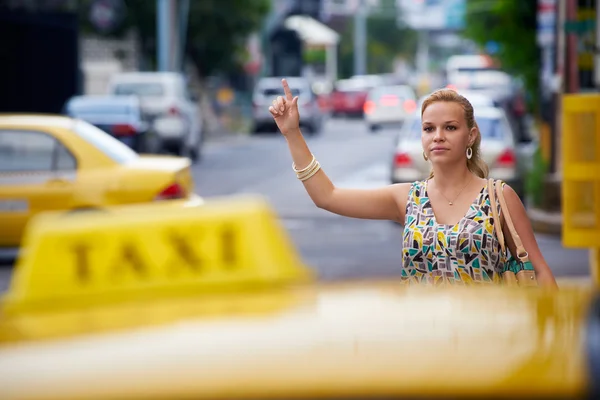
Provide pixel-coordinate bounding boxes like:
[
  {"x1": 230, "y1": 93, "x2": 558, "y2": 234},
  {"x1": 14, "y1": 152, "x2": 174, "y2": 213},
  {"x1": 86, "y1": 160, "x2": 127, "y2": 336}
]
[{"x1": 421, "y1": 101, "x2": 474, "y2": 164}]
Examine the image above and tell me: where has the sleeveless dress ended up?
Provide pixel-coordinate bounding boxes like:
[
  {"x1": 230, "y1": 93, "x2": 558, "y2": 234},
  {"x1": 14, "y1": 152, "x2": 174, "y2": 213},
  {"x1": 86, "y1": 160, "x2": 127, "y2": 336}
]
[{"x1": 401, "y1": 180, "x2": 506, "y2": 286}]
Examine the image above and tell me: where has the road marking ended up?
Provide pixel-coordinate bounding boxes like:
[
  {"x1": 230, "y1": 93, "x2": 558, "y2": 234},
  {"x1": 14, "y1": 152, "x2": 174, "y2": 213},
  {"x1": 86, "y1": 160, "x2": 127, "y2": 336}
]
[{"x1": 335, "y1": 162, "x2": 391, "y2": 189}]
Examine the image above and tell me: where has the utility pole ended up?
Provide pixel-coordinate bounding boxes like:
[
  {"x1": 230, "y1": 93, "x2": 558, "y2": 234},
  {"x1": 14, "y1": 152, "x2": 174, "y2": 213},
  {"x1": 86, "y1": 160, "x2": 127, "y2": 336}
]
[
  {"x1": 157, "y1": 0, "x2": 170, "y2": 71},
  {"x1": 179, "y1": 0, "x2": 190, "y2": 72},
  {"x1": 416, "y1": 29, "x2": 429, "y2": 74},
  {"x1": 353, "y1": 0, "x2": 367, "y2": 76}
]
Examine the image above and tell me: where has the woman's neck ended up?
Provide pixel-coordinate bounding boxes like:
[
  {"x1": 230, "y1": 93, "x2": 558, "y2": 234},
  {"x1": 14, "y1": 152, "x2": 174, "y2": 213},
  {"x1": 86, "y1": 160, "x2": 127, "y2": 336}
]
[{"x1": 430, "y1": 164, "x2": 474, "y2": 191}]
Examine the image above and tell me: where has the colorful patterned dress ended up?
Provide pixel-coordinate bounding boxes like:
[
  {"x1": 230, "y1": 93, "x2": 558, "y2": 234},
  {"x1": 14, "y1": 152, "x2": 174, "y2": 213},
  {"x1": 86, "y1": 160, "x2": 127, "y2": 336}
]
[{"x1": 401, "y1": 180, "x2": 505, "y2": 286}]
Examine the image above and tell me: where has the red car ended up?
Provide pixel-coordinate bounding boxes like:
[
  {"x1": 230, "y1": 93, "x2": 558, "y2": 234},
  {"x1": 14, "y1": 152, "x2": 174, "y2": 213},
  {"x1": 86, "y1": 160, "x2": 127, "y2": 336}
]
[{"x1": 330, "y1": 79, "x2": 370, "y2": 118}]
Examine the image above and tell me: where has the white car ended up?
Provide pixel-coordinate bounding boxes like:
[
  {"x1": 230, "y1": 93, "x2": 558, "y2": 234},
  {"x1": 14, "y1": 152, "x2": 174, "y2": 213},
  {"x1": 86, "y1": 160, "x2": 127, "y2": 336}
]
[
  {"x1": 364, "y1": 85, "x2": 417, "y2": 132},
  {"x1": 252, "y1": 77, "x2": 324, "y2": 135},
  {"x1": 107, "y1": 72, "x2": 204, "y2": 162},
  {"x1": 445, "y1": 54, "x2": 495, "y2": 84},
  {"x1": 390, "y1": 107, "x2": 526, "y2": 197},
  {"x1": 417, "y1": 90, "x2": 498, "y2": 111}
]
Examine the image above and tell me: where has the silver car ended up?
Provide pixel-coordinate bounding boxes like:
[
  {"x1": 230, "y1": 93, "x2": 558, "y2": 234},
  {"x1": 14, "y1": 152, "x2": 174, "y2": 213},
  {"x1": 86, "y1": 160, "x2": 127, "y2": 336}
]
[
  {"x1": 252, "y1": 77, "x2": 324, "y2": 135},
  {"x1": 364, "y1": 85, "x2": 417, "y2": 132},
  {"x1": 107, "y1": 72, "x2": 204, "y2": 162},
  {"x1": 390, "y1": 106, "x2": 526, "y2": 197}
]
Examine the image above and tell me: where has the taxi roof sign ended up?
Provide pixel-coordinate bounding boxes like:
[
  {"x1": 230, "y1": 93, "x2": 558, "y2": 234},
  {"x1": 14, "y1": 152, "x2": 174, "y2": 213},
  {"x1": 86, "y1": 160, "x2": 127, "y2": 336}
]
[{"x1": 3, "y1": 195, "x2": 313, "y2": 313}]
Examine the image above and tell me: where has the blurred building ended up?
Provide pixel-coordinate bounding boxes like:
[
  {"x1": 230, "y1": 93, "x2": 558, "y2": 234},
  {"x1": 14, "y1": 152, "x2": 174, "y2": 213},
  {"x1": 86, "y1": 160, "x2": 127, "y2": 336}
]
[
  {"x1": 0, "y1": 0, "x2": 81, "y2": 114},
  {"x1": 263, "y1": 0, "x2": 340, "y2": 81},
  {"x1": 80, "y1": 30, "x2": 141, "y2": 95}
]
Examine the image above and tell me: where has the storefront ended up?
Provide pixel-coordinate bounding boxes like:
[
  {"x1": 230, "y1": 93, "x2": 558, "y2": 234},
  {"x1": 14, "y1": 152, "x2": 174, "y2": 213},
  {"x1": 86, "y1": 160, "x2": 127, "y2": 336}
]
[{"x1": 537, "y1": 0, "x2": 597, "y2": 176}]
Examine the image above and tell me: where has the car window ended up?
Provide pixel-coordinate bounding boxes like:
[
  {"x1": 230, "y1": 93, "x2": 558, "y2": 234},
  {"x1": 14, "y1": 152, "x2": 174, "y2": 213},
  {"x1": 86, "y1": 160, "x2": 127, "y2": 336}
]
[
  {"x1": 56, "y1": 143, "x2": 77, "y2": 171},
  {"x1": 456, "y1": 67, "x2": 500, "y2": 73},
  {"x1": 74, "y1": 120, "x2": 138, "y2": 164},
  {"x1": 261, "y1": 88, "x2": 302, "y2": 97},
  {"x1": 67, "y1": 103, "x2": 134, "y2": 117},
  {"x1": 0, "y1": 130, "x2": 77, "y2": 172},
  {"x1": 370, "y1": 87, "x2": 415, "y2": 100},
  {"x1": 113, "y1": 83, "x2": 165, "y2": 97},
  {"x1": 406, "y1": 116, "x2": 506, "y2": 141},
  {"x1": 335, "y1": 81, "x2": 365, "y2": 93}
]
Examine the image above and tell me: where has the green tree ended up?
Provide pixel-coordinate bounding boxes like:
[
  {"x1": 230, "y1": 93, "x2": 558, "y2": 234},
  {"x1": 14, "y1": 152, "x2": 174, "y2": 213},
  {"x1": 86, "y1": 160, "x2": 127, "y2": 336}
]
[
  {"x1": 462, "y1": 0, "x2": 540, "y2": 111},
  {"x1": 338, "y1": 0, "x2": 417, "y2": 78},
  {"x1": 79, "y1": 0, "x2": 271, "y2": 78}
]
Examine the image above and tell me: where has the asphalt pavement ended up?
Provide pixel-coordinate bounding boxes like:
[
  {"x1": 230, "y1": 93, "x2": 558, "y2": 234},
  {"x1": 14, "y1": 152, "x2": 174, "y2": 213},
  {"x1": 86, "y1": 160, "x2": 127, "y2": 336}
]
[{"x1": 0, "y1": 117, "x2": 591, "y2": 293}]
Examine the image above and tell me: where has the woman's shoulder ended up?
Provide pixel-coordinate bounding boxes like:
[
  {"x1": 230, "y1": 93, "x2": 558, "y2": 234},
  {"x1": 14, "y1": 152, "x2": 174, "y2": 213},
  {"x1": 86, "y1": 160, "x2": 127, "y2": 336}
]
[
  {"x1": 490, "y1": 179, "x2": 511, "y2": 192},
  {"x1": 390, "y1": 181, "x2": 427, "y2": 224},
  {"x1": 390, "y1": 180, "x2": 427, "y2": 210},
  {"x1": 391, "y1": 180, "x2": 426, "y2": 195}
]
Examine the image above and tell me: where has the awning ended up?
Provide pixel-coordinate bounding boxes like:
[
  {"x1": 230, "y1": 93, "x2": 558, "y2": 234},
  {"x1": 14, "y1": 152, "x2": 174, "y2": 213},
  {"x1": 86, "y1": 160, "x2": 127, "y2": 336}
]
[{"x1": 284, "y1": 15, "x2": 340, "y2": 46}]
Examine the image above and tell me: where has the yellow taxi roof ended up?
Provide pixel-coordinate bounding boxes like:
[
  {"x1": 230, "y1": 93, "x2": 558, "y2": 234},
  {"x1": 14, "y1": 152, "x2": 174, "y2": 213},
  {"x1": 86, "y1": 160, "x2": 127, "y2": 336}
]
[
  {"x1": 0, "y1": 114, "x2": 75, "y2": 129},
  {"x1": 0, "y1": 282, "x2": 593, "y2": 400}
]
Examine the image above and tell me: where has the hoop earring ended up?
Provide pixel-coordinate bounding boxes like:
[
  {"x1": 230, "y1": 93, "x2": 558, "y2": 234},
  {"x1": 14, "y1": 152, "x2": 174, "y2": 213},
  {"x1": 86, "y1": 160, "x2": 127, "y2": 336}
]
[
  {"x1": 466, "y1": 147, "x2": 473, "y2": 160},
  {"x1": 423, "y1": 151, "x2": 428, "y2": 161}
]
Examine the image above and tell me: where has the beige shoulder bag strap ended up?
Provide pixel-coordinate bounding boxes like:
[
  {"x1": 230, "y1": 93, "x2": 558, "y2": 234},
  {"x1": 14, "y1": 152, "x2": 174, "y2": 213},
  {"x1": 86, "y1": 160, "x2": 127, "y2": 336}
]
[
  {"x1": 487, "y1": 178, "x2": 505, "y2": 253},
  {"x1": 495, "y1": 181, "x2": 528, "y2": 261}
]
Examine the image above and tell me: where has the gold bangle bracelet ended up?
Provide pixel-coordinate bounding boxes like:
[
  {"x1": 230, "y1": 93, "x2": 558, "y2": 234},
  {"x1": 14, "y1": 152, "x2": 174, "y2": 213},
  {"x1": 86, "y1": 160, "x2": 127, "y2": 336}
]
[
  {"x1": 299, "y1": 162, "x2": 321, "y2": 182},
  {"x1": 296, "y1": 160, "x2": 320, "y2": 180},
  {"x1": 292, "y1": 154, "x2": 316, "y2": 174}
]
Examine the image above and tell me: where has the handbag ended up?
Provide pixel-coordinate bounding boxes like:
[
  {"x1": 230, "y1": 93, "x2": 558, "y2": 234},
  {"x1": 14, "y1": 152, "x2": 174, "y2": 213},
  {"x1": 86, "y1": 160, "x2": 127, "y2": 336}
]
[{"x1": 487, "y1": 179, "x2": 538, "y2": 287}]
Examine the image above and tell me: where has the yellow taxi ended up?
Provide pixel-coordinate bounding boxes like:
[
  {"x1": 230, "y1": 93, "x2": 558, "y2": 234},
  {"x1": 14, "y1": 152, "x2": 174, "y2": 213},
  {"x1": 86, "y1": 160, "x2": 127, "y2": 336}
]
[
  {"x1": 0, "y1": 196, "x2": 598, "y2": 400},
  {"x1": 0, "y1": 114, "x2": 201, "y2": 251}
]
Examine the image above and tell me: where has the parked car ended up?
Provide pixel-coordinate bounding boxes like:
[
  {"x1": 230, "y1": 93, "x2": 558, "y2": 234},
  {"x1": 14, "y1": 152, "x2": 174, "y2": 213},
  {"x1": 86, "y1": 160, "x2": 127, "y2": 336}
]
[
  {"x1": 418, "y1": 90, "x2": 499, "y2": 111},
  {"x1": 390, "y1": 107, "x2": 527, "y2": 198},
  {"x1": 364, "y1": 84, "x2": 417, "y2": 132},
  {"x1": 330, "y1": 79, "x2": 370, "y2": 118},
  {"x1": 252, "y1": 77, "x2": 324, "y2": 135},
  {"x1": 63, "y1": 95, "x2": 156, "y2": 153},
  {"x1": 107, "y1": 72, "x2": 204, "y2": 162},
  {"x1": 445, "y1": 54, "x2": 496, "y2": 86},
  {"x1": 0, "y1": 115, "x2": 199, "y2": 250}
]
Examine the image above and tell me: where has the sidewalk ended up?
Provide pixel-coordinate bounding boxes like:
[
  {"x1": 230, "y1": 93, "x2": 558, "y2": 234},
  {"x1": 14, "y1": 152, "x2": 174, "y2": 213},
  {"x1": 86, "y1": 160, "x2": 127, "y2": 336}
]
[
  {"x1": 556, "y1": 276, "x2": 593, "y2": 288},
  {"x1": 527, "y1": 206, "x2": 562, "y2": 235}
]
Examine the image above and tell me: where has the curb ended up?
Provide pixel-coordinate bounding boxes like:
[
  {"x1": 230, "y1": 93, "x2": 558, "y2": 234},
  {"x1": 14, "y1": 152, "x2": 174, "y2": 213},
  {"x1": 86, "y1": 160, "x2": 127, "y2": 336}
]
[
  {"x1": 527, "y1": 207, "x2": 562, "y2": 236},
  {"x1": 556, "y1": 276, "x2": 593, "y2": 288}
]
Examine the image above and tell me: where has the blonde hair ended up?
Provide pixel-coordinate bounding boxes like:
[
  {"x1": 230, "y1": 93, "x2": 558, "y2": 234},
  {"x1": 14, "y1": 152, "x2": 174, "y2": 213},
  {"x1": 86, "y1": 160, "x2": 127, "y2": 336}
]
[{"x1": 421, "y1": 89, "x2": 489, "y2": 179}]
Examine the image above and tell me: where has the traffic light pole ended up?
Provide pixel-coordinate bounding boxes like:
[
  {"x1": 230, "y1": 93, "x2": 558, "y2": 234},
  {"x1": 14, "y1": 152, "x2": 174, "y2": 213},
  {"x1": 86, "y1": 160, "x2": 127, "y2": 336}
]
[
  {"x1": 354, "y1": 0, "x2": 367, "y2": 76},
  {"x1": 157, "y1": 0, "x2": 170, "y2": 71},
  {"x1": 157, "y1": 0, "x2": 189, "y2": 72}
]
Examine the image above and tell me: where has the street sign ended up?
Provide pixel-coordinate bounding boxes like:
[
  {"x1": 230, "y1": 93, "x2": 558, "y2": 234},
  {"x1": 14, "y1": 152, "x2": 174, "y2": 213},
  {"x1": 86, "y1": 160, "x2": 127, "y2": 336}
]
[
  {"x1": 88, "y1": 0, "x2": 125, "y2": 34},
  {"x1": 536, "y1": 0, "x2": 556, "y2": 47},
  {"x1": 564, "y1": 20, "x2": 597, "y2": 34}
]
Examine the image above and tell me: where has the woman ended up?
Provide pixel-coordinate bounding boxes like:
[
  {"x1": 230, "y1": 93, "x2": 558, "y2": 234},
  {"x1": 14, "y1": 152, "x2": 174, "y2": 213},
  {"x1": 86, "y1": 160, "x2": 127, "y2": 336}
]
[{"x1": 269, "y1": 79, "x2": 557, "y2": 288}]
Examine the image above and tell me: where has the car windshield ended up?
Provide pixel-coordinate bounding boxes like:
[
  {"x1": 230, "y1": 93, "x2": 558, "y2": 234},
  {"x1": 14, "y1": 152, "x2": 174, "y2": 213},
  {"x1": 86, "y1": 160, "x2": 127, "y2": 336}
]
[
  {"x1": 406, "y1": 115, "x2": 506, "y2": 141},
  {"x1": 456, "y1": 67, "x2": 501, "y2": 73},
  {"x1": 113, "y1": 83, "x2": 164, "y2": 97},
  {"x1": 73, "y1": 119, "x2": 138, "y2": 163},
  {"x1": 262, "y1": 88, "x2": 301, "y2": 97},
  {"x1": 370, "y1": 87, "x2": 414, "y2": 100},
  {"x1": 335, "y1": 80, "x2": 366, "y2": 93},
  {"x1": 68, "y1": 103, "x2": 134, "y2": 117}
]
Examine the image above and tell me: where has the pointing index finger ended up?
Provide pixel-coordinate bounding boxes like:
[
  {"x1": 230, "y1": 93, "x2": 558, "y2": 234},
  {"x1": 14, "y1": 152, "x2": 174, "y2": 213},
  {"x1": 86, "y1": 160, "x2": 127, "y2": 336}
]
[{"x1": 282, "y1": 79, "x2": 293, "y2": 101}]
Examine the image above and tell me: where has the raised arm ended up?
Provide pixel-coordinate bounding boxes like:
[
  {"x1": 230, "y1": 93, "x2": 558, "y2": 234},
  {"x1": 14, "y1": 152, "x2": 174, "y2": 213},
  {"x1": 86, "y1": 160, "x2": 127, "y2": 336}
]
[{"x1": 269, "y1": 79, "x2": 410, "y2": 223}]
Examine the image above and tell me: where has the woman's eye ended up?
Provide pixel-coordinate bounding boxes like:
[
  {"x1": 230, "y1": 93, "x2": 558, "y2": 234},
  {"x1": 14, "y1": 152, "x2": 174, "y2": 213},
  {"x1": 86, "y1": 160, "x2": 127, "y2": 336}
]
[
  {"x1": 423, "y1": 127, "x2": 433, "y2": 132},
  {"x1": 446, "y1": 125, "x2": 457, "y2": 131}
]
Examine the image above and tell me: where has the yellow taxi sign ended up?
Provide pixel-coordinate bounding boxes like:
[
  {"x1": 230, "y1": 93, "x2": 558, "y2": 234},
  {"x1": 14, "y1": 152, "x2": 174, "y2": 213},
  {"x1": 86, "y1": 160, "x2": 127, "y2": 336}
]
[{"x1": 3, "y1": 195, "x2": 313, "y2": 312}]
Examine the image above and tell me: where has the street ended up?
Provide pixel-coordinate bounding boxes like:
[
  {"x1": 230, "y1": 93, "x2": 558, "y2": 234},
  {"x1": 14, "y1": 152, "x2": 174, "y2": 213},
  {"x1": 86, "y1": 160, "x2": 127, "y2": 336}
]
[{"x1": 0, "y1": 118, "x2": 591, "y2": 292}]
